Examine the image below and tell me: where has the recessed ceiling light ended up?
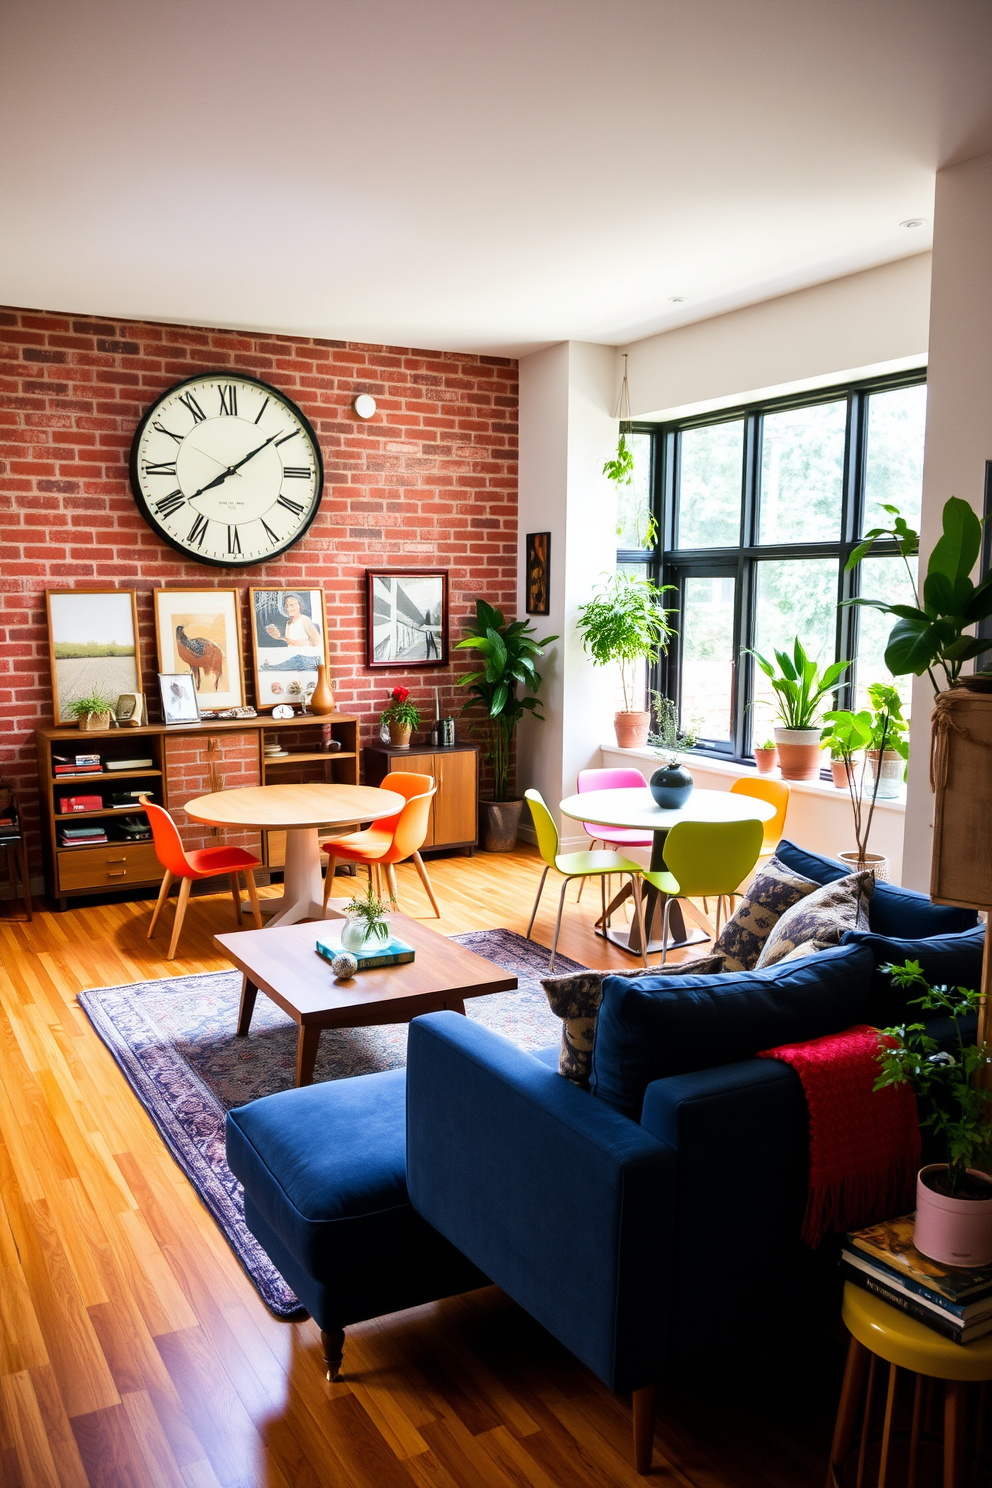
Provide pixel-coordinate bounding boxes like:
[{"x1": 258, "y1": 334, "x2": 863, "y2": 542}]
[
  {"x1": 900, "y1": 218, "x2": 926, "y2": 229},
  {"x1": 668, "y1": 295, "x2": 687, "y2": 303}
]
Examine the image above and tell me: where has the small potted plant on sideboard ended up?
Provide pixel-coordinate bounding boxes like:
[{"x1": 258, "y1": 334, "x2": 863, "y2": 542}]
[
  {"x1": 379, "y1": 687, "x2": 420, "y2": 749},
  {"x1": 67, "y1": 691, "x2": 115, "y2": 732},
  {"x1": 577, "y1": 571, "x2": 674, "y2": 748}
]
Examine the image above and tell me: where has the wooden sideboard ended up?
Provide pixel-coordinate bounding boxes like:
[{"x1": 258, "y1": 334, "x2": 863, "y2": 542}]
[
  {"x1": 36, "y1": 713, "x2": 359, "y2": 909},
  {"x1": 362, "y1": 743, "x2": 478, "y2": 854}
]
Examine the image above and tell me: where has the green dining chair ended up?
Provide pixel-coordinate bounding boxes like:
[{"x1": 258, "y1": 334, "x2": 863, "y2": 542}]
[
  {"x1": 524, "y1": 788, "x2": 647, "y2": 971},
  {"x1": 641, "y1": 817, "x2": 764, "y2": 963}
]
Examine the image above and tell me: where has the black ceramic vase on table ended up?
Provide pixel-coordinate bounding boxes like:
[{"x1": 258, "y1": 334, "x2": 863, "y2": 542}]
[{"x1": 649, "y1": 763, "x2": 694, "y2": 809}]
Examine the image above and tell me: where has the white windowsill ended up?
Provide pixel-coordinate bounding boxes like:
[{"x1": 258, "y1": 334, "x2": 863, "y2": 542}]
[{"x1": 600, "y1": 743, "x2": 907, "y2": 814}]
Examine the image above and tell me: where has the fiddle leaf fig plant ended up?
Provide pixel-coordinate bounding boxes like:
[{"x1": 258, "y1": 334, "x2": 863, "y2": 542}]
[{"x1": 456, "y1": 601, "x2": 557, "y2": 803}]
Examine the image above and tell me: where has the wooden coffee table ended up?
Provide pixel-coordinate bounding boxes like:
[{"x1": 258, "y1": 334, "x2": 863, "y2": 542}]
[{"x1": 215, "y1": 914, "x2": 517, "y2": 1086}]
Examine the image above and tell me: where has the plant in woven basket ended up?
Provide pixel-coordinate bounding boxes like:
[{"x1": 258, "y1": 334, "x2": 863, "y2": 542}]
[{"x1": 66, "y1": 691, "x2": 115, "y2": 721}]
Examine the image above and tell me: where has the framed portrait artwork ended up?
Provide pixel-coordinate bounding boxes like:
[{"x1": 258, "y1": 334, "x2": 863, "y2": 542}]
[
  {"x1": 366, "y1": 569, "x2": 449, "y2": 668},
  {"x1": 46, "y1": 589, "x2": 142, "y2": 725},
  {"x1": 153, "y1": 589, "x2": 245, "y2": 711},
  {"x1": 525, "y1": 532, "x2": 551, "y2": 616},
  {"x1": 158, "y1": 672, "x2": 201, "y2": 725},
  {"x1": 249, "y1": 588, "x2": 329, "y2": 709}
]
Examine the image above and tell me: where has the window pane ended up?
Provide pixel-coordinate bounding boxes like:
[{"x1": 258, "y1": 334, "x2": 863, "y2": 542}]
[
  {"x1": 863, "y1": 383, "x2": 927, "y2": 533},
  {"x1": 616, "y1": 432, "x2": 655, "y2": 549},
  {"x1": 753, "y1": 559, "x2": 840, "y2": 731},
  {"x1": 676, "y1": 420, "x2": 743, "y2": 549},
  {"x1": 680, "y1": 575, "x2": 736, "y2": 743},
  {"x1": 758, "y1": 401, "x2": 846, "y2": 543},
  {"x1": 855, "y1": 555, "x2": 918, "y2": 712}
]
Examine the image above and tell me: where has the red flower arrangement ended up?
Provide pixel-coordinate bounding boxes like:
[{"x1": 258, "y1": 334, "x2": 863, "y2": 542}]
[{"x1": 380, "y1": 686, "x2": 420, "y2": 733}]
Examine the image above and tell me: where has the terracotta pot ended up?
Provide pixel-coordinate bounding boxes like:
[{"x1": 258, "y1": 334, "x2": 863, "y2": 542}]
[
  {"x1": 754, "y1": 747, "x2": 778, "y2": 775},
  {"x1": 867, "y1": 747, "x2": 904, "y2": 799},
  {"x1": 79, "y1": 710, "x2": 112, "y2": 732},
  {"x1": 481, "y1": 798, "x2": 523, "y2": 852},
  {"x1": 387, "y1": 721, "x2": 412, "y2": 748},
  {"x1": 614, "y1": 711, "x2": 650, "y2": 749},
  {"x1": 830, "y1": 759, "x2": 852, "y2": 790},
  {"x1": 837, "y1": 849, "x2": 890, "y2": 882},
  {"x1": 914, "y1": 1164, "x2": 992, "y2": 1267},
  {"x1": 773, "y1": 727, "x2": 823, "y2": 781},
  {"x1": 310, "y1": 663, "x2": 335, "y2": 715}
]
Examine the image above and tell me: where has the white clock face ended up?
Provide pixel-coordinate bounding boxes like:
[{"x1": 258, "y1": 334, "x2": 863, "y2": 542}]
[{"x1": 130, "y1": 374, "x2": 323, "y2": 567}]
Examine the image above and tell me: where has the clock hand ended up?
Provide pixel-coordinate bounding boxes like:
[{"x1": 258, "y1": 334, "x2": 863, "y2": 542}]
[{"x1": 186, "y1": 433, "x2": 282, "y2": 500}]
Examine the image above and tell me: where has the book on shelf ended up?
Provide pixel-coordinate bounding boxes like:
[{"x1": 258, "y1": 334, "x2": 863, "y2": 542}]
[
  {"x1": 850, "y1": 1215, "x2": 992, "y2": 1301},
  {"x1": 314, "y1": 930, "x2": 416, "y2": 971},
  {"x1": 105, "y1": 758, "x2": 154, "y2": 771},
  {"x1": 59, "y1": 829, "x2": 107, "y2": 844},
  {"x1": 840, "y1": 1259, "x2": 992, "y2": 1344},
  {"x1": 54, "y1": 764, "x2": 102, "y2": 776}
]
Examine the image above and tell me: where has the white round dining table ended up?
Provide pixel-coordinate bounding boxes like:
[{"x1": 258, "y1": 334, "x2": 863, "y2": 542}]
[
  {"x1": 558, "y1": 786, "x2": 775, "y2": 956},
  {"x1": 184, "y1": 783, "x2": 404, "y2": 928}
]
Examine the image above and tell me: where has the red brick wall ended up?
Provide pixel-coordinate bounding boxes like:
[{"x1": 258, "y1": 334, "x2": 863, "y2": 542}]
[
  {"x1": 163, "y1": 732, "x2": 261, "y2": 857},
  {"x1": 0, "y1": 306, "x2": 518, "y2": 874}
]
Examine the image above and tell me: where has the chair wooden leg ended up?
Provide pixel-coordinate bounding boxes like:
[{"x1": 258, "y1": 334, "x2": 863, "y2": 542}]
[
  {"x1": 244, "y1": 869, "x2": 263, "y2": 929},
  {"x1": 632, "y1": 1384, "x2": 655, "y2": 1474},
  {"x1": 549, "y1": 878, "x2": 569, "y2": 971},
  {"x1": 230, "y1": 873, "x2": 244, "y2": 926},
  {"x1": 907, "y1": 1372, "x2": 923, "y2": 1488},
  {"x1": 412, "y1": 852, "x2": 441, "y2": 917},
  {"x1": 526, "y1": 866, "x2": 549, "y2": 939},
  {"x1": 148, "y1": 870, "x2": 173, "y2": 938},
  {"x1": 827, "y1": 1335, "x2": 869, "y2": 1486},
  {"x1": 878, "y1": 1362, "x2": 898, "y2": 1488},
  {"x1": 944, "y1": 1379, "x2": 965, "y2": 1488},
  {"x1": 322, "y1": 855, "x2": 337, "y2": 913},
  {"x1": 167, "y1": 876, "x2": 193, "y2": 960},
  {"x1": 385, "y1": 863, "x2": 400, "y2": 906},
  {"x1": 321, "y1": 1327, "x2": 345, "y2": 1383},
  {"x1": 15, "y1": 836, "x2": 31, "y2": 919}
]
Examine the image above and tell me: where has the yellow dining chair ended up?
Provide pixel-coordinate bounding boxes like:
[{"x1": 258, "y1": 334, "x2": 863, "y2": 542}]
[
  {"x1": 725, "y1": 777, "x2": 791, "y2": 908},
  {"x1": 524, "y1": 789, "x2": 647, "y2": 971},
  {"x1": 640, "y1": 817, "x2": 764, "y2": 963}
]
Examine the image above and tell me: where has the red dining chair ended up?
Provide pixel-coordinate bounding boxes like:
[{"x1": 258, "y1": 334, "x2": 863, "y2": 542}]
[
  {"x1": 575, "y1": 767, "x2": 652, "y2": 904},
  {"x1": 321, "y1": 773, "x2": 440, "y2": 917},
  {"x1": 140, "y1": 796, "x2": 264, "y2": 960}
]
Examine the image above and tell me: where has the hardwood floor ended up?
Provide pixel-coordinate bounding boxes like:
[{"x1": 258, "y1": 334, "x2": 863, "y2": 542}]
[{"x1": 0, "y1": 847, "x2": 845, "y2": 1487}]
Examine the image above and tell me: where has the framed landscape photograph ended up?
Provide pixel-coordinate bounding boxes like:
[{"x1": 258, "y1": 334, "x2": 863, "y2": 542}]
[
  {"x1": 366, "y1": 569, "x2": 449, "y2": 668},
  {"x1": 249, "y1": 588, "x2": 329, "y2": 710},
  {"x1": 46, "y1": 589, "x2": 142, "y2": 725},
  {"x1": 154, "y1": 589, "x2": 245, "y2": 711},
  {"x1": 526, "y1": 531, "x2": 551, "y2": 615},
  {"x1": 158, "y1": 673, "x2": 201, "y2": 725}
]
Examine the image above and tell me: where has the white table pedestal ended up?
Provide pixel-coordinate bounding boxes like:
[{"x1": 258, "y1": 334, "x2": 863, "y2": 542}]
[{"x1": 255, "y1": 828, "x2": 343, "y2": 927}]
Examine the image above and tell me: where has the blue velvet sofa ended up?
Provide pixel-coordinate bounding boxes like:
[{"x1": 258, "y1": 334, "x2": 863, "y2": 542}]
[{"x1": 226, "y1": 841, "x2": 982, "y2": 1472}]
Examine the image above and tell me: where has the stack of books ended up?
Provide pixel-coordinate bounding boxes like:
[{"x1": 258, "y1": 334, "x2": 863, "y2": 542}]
[
  {"x1": 53, "y1": 752, "x2": 102, "y2": 777},
  {"x1": 842, "y1": 1215, "x2": 992, "y2": 1343},
  {"x1": 59, "y1": 822, "x2": 108, "y2": 847}
]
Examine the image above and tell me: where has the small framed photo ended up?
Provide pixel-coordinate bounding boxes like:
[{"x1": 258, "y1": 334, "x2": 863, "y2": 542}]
[
  {"x1": 154, "y1": 588, "x2": 244, "y2": 710},
  {"x1": 46, "y1": 589, "x2": 142, "y2": 725},
  {"x1": 526, "y1": 532, "x2": 551, "y2": 616},
  {"x1": 366, "y1": 569, "x2": 449, "y2": 668},
  {"x1": 249, "y1": 588, "x2": 329, "y2": 710},
  {"x1": 158, "y1": 673, "x2": 201, "y2": 725}
]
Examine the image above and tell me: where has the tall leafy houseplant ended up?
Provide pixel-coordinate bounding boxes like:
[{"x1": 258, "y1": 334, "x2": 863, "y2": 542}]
[
  {"x1": 577, "y1": 571, "x2": 674, "y2": 748},
  {"x1": 749, "y1": 637, "x2": 849, "y2": 780},
  {"x1": 457, "y1": 601, "x2": 557, "y2": 852},
  {"x1": 820, "y1": 684, "x2": 908, "y2": 873}
]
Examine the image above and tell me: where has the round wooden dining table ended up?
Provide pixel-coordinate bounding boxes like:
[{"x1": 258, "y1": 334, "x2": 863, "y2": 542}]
[
  {"x1": 184, "y1": 782, "x2": 404, "y2": 928},
  {"x1": 558, "y1": 786, "x2": 776, "y2": 956}
]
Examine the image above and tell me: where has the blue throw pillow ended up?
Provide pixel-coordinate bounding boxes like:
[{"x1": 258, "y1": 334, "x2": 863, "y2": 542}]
[
  {"x1": 841, "y1": 926, "x2": 986, "y2": 1025},
  {"x1": 589, "y1": 942, "x2": 876, "y2": 1119},
  {"x1": 775, "y1": 840, "x2": 978, "y2": 939}
]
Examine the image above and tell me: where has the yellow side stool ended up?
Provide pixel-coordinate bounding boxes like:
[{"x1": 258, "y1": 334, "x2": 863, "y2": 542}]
[{"x1": 829, "y1": 1281, "x2": 992, "y2": 1488}]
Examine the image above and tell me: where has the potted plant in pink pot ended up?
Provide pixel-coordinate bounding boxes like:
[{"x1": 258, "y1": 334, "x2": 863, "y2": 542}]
[{"x1": 875, "y1": 962, "x2": 992, "y2": 1267}]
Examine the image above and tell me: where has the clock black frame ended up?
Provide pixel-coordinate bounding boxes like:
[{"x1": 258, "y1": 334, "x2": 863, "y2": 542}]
[{"x1": 128, "y1": 371, "x2": 325, "y2": 569}]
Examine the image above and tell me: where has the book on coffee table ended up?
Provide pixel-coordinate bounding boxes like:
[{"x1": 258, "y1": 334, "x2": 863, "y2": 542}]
[{"x1": 315, "y1": 930, "x2": 415, "y2": 971}]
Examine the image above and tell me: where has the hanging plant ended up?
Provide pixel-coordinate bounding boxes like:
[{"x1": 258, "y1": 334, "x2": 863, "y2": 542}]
[{"x1": 603, "y1": 353, "x2": 635, "y2": 489}]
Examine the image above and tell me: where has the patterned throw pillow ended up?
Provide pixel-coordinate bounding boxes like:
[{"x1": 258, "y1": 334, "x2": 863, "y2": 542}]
[
  {"x1": 713, "y1": 855, "x2": 820, "y2": 971},
  {"x1": 755, "y1": 871, "x2": 874, "y2": 970},
  {"x1": 542, "y1": 955, "x2": 726, "y2": 1085}
]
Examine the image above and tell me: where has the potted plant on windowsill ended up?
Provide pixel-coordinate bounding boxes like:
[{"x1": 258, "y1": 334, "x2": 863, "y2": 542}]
[
  {"x1": 67, "y1": 692, "x2": 115, "y2": 732},
  {"x1": 875, "y1": 960, "x2": 992, "y2": 1267},
  {"x1": 379, "y1": 687, "x2": 420, "y2": 748},
  {"x1": 754, "y1": 738, "x2": 778, "y2": 775},
  {"x1": 820, "y1": 684, "x2": 907, "y2": 880},
  {"x1": 646, "y1": 693, "x2": 697, "y2": 807},
  {"x1": 749, "y1": 638, "x2": 850, "y2": 781},
  {"x1": 457, "y1": 600, "x2": 558, "y2": 852},
  {"x1": 577, "y1": 571, "x2": 675, "y2": 748}
]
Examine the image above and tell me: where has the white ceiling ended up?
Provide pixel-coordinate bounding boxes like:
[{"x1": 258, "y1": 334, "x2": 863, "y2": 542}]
[{"x1": 1, "y1": 0, "x2": 990, "y2": 355}]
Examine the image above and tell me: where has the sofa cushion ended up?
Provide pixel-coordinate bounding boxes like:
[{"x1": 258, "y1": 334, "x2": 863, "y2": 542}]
[
  {"x1": 589, "y1": 942, "x2": 876, "y2": 1118},
  {"x1": 755, "y1": 871, "x2": 873, "y2": 969},
  {"x1": 774, "y1": 839, "x2": 979, "y2": 938},
  {"x1": 842, "y1": 925, "x2": 987, "y2": 1024},
  {"x1": 542, "y1": 955, "x2": 725, "y2": 1085},
  {"x1": 714, "y1": 854, "x2": 820, "y2": 970}
]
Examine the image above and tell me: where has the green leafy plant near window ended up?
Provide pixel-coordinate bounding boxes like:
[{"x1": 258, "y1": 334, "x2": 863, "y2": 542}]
[
  {"x1": 846, "y1": 496, "x2": 992, "y2": 691},
  {"x1": 820, "y1": 684, "x2": 907, "y2": 865},
  {"x1": 456, "y1": 601, "x2": 558, "y2": 803},
  {"x1": 576, "y1": 572, "x2": 675, "y2": 713},
  {"x1": 748, "y1": 638, "x2": 850, "y2": 729},
  {"x1": 875, "y1": 961, "x2": 992, "y2": 1197},
  {"x1": 648, "y1": 692, "x2": 698, "y2": 765}
]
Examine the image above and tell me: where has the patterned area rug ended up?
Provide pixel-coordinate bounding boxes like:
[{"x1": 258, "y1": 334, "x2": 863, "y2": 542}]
[{"x1": 78, "y1": 929, "x2": 584, "y2": 1318}]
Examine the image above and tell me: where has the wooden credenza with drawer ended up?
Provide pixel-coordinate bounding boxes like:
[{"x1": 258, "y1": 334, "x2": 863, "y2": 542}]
[{"x1": 362, "y1": 743, "x2": 478, "y2": 854}]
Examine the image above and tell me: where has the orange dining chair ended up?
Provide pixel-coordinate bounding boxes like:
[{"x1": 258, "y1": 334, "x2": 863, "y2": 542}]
[
  {"x1": 726, "y1": 777, "x2": 791, "y2": 907},
  {"x1": 140, "y1": 796, "x2": 264, "y2": 960},
  {"x1": 321, "y1": 773, "x2": 440, "y2": 918}
]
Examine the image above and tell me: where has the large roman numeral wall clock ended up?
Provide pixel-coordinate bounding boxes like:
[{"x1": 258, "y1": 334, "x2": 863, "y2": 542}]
[{"x1": 129, "y1": 373, "x2": 324, "y2": 567}]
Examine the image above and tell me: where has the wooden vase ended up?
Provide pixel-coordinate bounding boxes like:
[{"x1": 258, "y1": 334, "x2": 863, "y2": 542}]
[{"x1": 310, "y1": 663, "x2": 335, "y2": 715}]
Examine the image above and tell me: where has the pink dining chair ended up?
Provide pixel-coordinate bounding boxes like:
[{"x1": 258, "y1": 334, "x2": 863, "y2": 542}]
[{"x1": 575, "y1": 767, "x2": 652, "y2": 904}]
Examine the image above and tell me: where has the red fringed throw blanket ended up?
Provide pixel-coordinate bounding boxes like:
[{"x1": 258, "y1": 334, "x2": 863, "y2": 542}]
[{"x1": 758, "y1": 1025, "x2": 920, "y2": 1247}]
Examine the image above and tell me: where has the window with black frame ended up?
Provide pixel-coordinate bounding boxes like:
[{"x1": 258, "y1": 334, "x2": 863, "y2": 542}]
[{"x1": 616, "y1": 373, "x2": 927, "y2": 763}]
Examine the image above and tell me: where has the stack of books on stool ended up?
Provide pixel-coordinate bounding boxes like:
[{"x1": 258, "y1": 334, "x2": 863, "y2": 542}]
[{"x1": 842, "y1": 1215, "x2": 992, "y2": 1343}]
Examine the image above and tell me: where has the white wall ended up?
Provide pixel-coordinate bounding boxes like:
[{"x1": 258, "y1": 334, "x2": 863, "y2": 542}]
[{"x1": 902, "y1": 153, "x2": 992, "y2": 891}]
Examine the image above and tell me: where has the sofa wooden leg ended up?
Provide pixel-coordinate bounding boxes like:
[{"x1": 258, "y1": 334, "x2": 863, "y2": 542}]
[
  {"x1": 632, "y1": 1383, "x2": 655, "y2": 1474},
  {"x1": 321, "y1": 1327, "x2": 345, "y2": 1382}
]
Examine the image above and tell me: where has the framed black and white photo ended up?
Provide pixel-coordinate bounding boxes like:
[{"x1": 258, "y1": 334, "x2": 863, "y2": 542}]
[
  {"x1": 158, "y1": 672, "x2": 201, "y2": 725},
  {"x1": 366, "y1": 569, "x2": 449, "y2": 668}
]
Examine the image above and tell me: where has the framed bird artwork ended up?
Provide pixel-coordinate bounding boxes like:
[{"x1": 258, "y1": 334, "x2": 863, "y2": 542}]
[{"x1": 153, "y1": 589, "x2": 245, "y2": 712}]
